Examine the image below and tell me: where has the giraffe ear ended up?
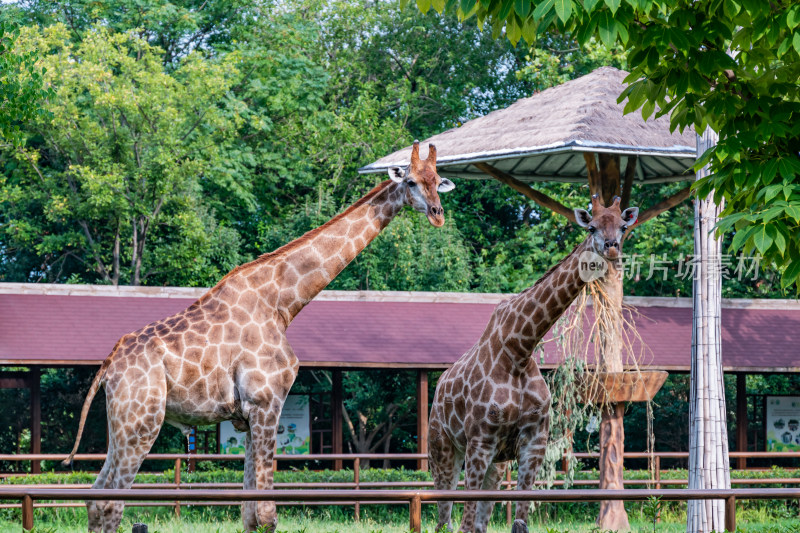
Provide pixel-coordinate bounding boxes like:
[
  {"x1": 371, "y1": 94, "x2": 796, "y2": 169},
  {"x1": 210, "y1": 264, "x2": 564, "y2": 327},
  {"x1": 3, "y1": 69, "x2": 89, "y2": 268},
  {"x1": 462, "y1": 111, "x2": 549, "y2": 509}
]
[
  {"x1": 621, "y1": 207, "x2": 639, "y2": 226},
  {"x1": 387, "y1": 166, "x2": 405, "y2": 183},
  {"x1": 437, "y1": 177, "x2": 455, "y2": 192},
  {"x1": 574, "y1": 209, "x2": 593, "y2": 228}
]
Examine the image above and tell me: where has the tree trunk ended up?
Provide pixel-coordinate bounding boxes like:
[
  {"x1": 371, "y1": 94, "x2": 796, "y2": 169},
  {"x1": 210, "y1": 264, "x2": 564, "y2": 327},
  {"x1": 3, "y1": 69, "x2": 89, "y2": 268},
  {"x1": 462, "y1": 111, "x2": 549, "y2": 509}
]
[
  {"x1": 595, "y1": 261, "x2": 630, "y2": 532},
  {"x1": 687, "y1": 128, "x2": 731, "y2": 533}
]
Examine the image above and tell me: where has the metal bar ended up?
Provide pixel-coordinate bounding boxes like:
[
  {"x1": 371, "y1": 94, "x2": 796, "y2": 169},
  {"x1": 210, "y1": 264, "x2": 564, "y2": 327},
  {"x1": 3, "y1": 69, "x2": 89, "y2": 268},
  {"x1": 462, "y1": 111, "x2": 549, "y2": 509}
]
[
  {"x1": 3, "y1": 487, "x2": 800, "y2": 502},
  {"x1": 22, "y1": 494, "x2": 33, "y2": 530},
  {"x1": 409, "y1": 493, "x2": 421, "y2": 533},
  {"x1": 354, "y1": 457, "x2": 360, "y2": 522},
  {"x1": 174, "y1": 458, "x2": 181, "y2": 518},
  {"x1": 4, "y1": 450, "x2": 800, "y2": 462},
  {"x1": 725, "y1": 495, "x2": 736, "y2": 532}
]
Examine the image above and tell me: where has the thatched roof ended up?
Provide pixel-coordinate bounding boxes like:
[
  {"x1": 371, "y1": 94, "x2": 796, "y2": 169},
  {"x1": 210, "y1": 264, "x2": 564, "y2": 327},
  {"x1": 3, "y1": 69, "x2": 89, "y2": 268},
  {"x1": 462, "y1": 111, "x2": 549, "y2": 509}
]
[{"x1": 360, "y1": 67, "x2": 696, "y2": 184}]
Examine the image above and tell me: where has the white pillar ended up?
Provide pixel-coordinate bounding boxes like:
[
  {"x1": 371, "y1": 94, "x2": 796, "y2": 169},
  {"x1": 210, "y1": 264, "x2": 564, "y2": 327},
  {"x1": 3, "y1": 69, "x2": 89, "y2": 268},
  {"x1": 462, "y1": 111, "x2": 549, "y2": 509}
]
[{"x1": 687, "y1": 128, "x2": 731, "y2": 532}]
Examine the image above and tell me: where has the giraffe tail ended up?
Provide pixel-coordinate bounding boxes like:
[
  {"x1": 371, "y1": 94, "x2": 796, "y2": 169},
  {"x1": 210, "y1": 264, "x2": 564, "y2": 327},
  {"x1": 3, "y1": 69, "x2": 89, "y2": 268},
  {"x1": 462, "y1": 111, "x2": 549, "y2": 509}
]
[{"x1": 62, "y1": 358, "x2": 111, "y2": 468}]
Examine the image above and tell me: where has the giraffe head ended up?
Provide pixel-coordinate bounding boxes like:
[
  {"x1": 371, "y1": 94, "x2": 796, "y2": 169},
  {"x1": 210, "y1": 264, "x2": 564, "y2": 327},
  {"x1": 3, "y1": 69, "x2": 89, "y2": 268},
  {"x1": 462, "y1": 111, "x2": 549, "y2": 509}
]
[
  {"x1": 573, "y1": 194, "x2": 639, "y2": 260},
  {"x1": 387, "y1": 141, "x2": 455, "y2": 227}
]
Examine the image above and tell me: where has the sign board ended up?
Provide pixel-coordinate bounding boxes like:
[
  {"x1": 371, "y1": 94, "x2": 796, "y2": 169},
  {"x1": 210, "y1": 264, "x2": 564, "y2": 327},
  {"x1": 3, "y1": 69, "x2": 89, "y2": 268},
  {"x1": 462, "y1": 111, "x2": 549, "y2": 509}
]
[
  {"x1": 766, "y1": 396, "x2": 800, "y2": 452},
  {"x1": 220, "y1": 395, "x2": 311, "y2": 455}
]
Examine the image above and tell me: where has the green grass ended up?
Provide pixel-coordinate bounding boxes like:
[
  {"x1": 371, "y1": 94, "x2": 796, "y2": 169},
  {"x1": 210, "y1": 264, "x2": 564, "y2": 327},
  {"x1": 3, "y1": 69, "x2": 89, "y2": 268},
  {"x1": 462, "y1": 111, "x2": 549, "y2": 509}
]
[{"x1": 4, "y1": 504, "x2": 800, "y2": 533}]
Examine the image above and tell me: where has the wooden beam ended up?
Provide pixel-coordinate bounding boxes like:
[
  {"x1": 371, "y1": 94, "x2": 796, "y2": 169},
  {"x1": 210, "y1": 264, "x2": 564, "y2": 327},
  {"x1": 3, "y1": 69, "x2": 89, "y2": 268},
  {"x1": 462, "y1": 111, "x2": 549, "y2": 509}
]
[
  {"x1": 621, "y1": 156, "x2": 636, "y2": 210},
  {"x1": 473, "y1": 162, "x2": 576, "y2": 223},
  {"x1": 584, "y1": 153, "x2": 602, "y2": 198},
  {"x1": 637, "y1": 185, "x2": 692, "y2": 225},
  {"x1": 30, "y1": 367, "x2": 41, "y2": 474},
  {"x1": 416, "y1": 370, "x2": 429, "y2": 472},
  {"x1": 736, "y1": 374, "x2": 748, "y2": 470},
  {"x1": 598, "y1": 153, "x2": 621, "y2": 206},
  {"x1": 331, "y1": 370, "x2": 343, "y2": 471}
]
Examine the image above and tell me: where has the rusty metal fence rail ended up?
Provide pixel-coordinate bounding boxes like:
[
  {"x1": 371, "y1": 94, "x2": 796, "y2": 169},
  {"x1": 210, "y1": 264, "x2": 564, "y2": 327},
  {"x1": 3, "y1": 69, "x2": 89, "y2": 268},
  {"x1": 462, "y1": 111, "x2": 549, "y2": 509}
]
[{"x1": 3, "y1": 487, "x2": 800, "y2": 532}]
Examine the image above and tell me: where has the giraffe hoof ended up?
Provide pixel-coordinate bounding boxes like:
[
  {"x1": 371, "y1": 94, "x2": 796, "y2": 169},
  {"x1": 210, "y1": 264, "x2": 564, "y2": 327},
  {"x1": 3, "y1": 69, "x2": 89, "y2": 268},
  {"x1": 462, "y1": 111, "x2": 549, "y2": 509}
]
[{"x1": 511, "y1": 519, "x2": 528, "y2": 533}]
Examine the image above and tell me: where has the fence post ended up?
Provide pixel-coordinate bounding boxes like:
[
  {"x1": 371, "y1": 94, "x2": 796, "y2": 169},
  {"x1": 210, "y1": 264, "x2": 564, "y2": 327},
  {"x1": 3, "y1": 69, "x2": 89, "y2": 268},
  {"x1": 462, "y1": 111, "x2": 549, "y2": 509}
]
[
  {"x1": 354, "y1": 457, "x2": 360, "y2": 522},
  {"x1": 132, "y1": 524, "x2": 148, "y2": 533},
  {"x1": 409, "y1": 494, "x2": 422, "y2": 533},
  {"x1": 725, "y1": 496, "x2": 736, "y2": 533},
  {"x1": 174, "y1": 458, "x2": 182, "y2": 517},
  {"x1": 22, "y1": 495, "x2": 33, "y2": 531},
  {"x1": 506, "y1": 466, "x2": 512, "y2": 525},
  {"x1": 655, "y1": 456, "x2": 661, "y2": 490}
]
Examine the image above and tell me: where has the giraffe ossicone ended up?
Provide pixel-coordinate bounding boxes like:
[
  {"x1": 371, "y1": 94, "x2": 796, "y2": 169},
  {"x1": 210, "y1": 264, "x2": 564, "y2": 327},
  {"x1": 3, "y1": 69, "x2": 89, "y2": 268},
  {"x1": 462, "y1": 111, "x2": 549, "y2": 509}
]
[
  {"x1": 63, "y1": 141, "x2": 454, "y2": 533},
  {"x1": 428, "y1": 194, "x2": 638, "y2": 533}
]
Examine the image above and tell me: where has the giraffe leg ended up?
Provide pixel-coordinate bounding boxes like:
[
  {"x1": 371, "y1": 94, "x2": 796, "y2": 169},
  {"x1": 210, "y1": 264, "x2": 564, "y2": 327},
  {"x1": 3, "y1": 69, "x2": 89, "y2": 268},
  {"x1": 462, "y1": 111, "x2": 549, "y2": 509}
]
[
  {"x1": 429, "y1": 421, "x2": 463, "y2": 533},
  {"x1": 474, "y1": 461, "x2": 509, "y2": 533},
  {"x1": 87, "y1": 443, "x2": 115, "y2": 533},
  {"x1": 242, "y1": 403, "x2": 281, "y2": 532},
  {"x1": 512, "y1": 429, "x2": 548, "y2": 533},
  {"x1": 459, "y1": 439, "x2": 495, "y2": 533},
  {"x1": 97, "y1": 373, "x2": 166, "y2": 533}
]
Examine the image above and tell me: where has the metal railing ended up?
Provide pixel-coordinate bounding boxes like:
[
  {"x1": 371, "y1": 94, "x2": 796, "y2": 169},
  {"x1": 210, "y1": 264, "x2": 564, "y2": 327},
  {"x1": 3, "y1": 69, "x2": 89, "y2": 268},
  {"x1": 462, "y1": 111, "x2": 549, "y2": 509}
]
[
  {"x1": 3, "y1": 451, "x2": 800, "y2": 521},
  {"x1": 3, "y1": 486, "x2": 800, "y2": 532}
]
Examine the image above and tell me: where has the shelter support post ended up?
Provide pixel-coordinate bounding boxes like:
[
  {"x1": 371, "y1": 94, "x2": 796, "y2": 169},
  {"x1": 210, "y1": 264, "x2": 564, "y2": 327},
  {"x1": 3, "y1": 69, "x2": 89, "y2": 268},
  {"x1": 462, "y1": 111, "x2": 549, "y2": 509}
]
[
  {"x1": 736, "y1": 373, "x2": 748, "y2": 470},
  {"x1": 332, "y1": 370, "x2": 343, "y2": 471},
  {"x1": 417, "y1": 370, "x2": 429, "y2": 472},
  {"x1": 30, "y1": 367, "x2": 41, "y2": 475},
  {"x1": 22, "y1": 494, "x2": 33, "y2": 530}
]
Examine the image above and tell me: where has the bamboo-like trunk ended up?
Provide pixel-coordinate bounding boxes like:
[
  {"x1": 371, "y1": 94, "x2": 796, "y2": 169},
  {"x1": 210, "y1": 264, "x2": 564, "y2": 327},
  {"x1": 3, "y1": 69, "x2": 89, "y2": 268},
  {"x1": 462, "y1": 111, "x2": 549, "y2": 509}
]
[{"x1": 687, "y1": 128, "x2": 731, "y2": 533}]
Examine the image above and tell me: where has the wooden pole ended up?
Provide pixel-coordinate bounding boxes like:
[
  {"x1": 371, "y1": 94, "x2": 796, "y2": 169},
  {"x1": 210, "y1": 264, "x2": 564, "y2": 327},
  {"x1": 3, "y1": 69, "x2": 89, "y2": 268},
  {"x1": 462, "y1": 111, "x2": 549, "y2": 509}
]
[
  {"x1": 687, "y1": 127, "x2": 731, "y2": 533},
  {"x1": 174, "y1": 458, "x2": 181, "y2": 518},
  {"x1": 354, "y1": 457, "x2": 360, "y2": 521},
  {"x1": 736, "y1": 374, "x2": 748, "y2": 470},
  {"x1": 29, "y1": 367, "x2": 41, "y2": 475},
  {"x1": 725, "y1": 496, "x2": 736, "y2": 532},
  {"x1": 417, "y1": 370, "x2": 429, "y2": 472},
  {"x1": 332, "y1": 370, "x2": 343, "y2": 471}
]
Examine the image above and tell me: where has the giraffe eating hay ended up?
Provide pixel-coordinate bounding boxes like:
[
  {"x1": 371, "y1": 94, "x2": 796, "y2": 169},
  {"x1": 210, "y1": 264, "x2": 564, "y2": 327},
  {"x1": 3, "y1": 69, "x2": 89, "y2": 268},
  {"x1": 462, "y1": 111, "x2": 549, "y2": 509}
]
[
  {"x1": 428, "y1": 195, "x2": 639, "y2": 533},
  {"x1": 64, "y1": 142, "x2": 454, "y2": 533}
]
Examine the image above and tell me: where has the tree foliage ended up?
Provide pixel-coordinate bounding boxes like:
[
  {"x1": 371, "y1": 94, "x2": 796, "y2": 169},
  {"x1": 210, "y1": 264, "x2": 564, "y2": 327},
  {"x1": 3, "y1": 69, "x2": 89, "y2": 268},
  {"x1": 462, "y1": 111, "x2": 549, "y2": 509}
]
[{"x1": 423, "y1": 0, "x2": 800, "y2": 287}]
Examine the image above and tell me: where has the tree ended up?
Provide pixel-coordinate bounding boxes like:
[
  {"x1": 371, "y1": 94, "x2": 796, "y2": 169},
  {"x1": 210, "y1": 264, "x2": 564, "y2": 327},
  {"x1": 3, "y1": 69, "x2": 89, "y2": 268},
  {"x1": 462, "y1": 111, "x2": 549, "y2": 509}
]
[
  {"x1": 0, "y1": 19, "x2": 52, "y2": 147},
  {"x1": 422, "y1": 0, "x2": 800, "y2": 287}
]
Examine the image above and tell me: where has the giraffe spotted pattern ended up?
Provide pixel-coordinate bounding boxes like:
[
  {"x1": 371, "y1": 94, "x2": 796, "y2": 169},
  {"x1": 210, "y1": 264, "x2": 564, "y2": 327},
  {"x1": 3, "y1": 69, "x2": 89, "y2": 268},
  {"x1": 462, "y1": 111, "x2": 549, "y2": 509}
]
[
  {"x1": 429, "y1": 195, "x2": 639, "y2": 533},
  {"x1": 64, "y1": 142, "x2": 455, "y2": 533}
]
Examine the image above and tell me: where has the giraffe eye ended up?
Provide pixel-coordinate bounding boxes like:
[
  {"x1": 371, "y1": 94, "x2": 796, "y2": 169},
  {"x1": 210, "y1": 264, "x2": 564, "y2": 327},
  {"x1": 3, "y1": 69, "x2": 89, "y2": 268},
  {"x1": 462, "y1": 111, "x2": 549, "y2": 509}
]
[
  {"x1": 621, "y1": 225, "x2": 628, "y2": 232},
  {"x1": 588, "y1": 226, "x2": 596, "y2": 233},
  {"x1": 407, "y1": 181, "x2": 417, "y2": 188}
]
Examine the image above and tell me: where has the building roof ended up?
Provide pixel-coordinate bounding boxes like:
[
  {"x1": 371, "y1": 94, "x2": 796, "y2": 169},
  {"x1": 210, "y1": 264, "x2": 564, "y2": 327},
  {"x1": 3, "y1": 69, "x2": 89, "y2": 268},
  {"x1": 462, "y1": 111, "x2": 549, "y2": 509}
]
[
  {"x1": 359, "y1": 67, "x2": 697, "y2": 184},
  {"x1": 0, "y1": 283, "x2": 798, "y2": 372}
]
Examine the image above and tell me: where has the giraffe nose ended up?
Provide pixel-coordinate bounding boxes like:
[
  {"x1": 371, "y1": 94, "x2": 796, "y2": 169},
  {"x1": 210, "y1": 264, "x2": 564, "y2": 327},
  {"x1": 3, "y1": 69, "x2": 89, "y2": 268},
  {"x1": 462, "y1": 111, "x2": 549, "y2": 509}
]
[
  {"x1": 604, "y1": 239, "x2": 619, "y2": 250},
  {"x1": 428, "y1": 205, "x2": 444, "y2": 217}
]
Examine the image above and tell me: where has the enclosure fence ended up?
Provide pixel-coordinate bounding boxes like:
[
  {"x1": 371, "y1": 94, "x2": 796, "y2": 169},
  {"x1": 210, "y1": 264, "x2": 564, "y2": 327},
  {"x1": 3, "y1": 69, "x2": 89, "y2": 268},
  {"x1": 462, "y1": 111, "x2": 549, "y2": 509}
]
[{"x1": 4, "y1": 486, "x2": 800, "y2": 532}]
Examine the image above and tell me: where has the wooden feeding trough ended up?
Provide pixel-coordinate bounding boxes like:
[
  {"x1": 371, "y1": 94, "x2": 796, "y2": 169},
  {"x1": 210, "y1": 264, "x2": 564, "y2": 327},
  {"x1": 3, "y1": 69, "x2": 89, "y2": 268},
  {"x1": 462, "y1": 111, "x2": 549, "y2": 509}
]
[
  {"x1": 362, "y1": 66, "x2": 695, "y2": 531},
  {"x1": 581, "y1": 370, "x2": 668, "y2": 404}
]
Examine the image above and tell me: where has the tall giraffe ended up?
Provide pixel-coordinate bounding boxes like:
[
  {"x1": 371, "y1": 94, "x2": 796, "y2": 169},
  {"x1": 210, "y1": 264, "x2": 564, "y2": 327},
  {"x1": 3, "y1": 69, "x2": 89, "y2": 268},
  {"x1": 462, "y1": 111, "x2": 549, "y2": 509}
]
[
  {"x1": 64, "y1": 142, "x2": 454, "y2": 533},
  {"x1": 428, "y1": 195, "x2": 639, "y2": 533}
]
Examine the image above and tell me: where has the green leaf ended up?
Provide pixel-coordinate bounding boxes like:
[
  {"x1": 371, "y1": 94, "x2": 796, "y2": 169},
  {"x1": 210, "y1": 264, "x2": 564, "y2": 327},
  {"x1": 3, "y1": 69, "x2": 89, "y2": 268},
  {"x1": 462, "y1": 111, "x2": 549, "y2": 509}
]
[
  {"x1": 731, "y1": 224, "x2": 756, "y2": 251},
  {"x1": 584, "y1": 0, "x2": 602, "y2": 11},
  {"x1": 554, "y1": 0, "x2": 574, "y2": 23},
  {"x1": 498, "y1": 0, "x2": 515, "y2": 20},
  {"x1": 533, "y1": 0, "x2": 555, "y2": 20},
  {"x1": 432, "y1": 0, "x2": 446, "y2": 12},
  {"x1": 782, "y1": 253, "x2": 800, "y2": 288},
  {"x1": 794, "y1": 31, "x2": 800, "y2": 56},
  {"x1": 772, "y1": 225, "x2": 787, "y2": 255},
  {"x1": 417, "y1": 0, "x2": 432, "y2": 14},
  {"x1": 604, "y1": 0, "x2": 621, "y2": 14},
  {"x1": 459, "y1": 0, "x2": 476, "y2": 13},
  {"x1": 515, "y1": 0, "x2": 532, "y2": 17},
  {"x1": 598, "y1": 11, "x2": 618, "y2": 47},
  {"x1": 752, "y1": 224, "x2": 773, "y2": 255},
  {"x1": 785, "y1": 205, "x2": 800, "y2": 224},
  {"x1": 789, "y1": 7, "x2": 800, "y2": 30}
]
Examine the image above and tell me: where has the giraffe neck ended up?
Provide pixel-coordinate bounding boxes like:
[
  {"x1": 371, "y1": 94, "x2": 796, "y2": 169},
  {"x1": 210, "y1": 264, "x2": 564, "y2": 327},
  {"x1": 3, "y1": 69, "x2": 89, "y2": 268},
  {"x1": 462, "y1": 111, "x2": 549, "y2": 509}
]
[
  {"x1": 496, "y1": 238, "x2": 594, "y2": 369},
  {"x1": 258, "y1": 180, "x2": 405, "y2": 323}
]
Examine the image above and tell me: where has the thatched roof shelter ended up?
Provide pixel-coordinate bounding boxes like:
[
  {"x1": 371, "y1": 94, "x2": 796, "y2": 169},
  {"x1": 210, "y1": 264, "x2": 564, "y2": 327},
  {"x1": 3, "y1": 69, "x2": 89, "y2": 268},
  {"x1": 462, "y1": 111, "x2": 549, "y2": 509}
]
[{"x1": 359, "y1": 67, "x2": 695, "y2": 185}]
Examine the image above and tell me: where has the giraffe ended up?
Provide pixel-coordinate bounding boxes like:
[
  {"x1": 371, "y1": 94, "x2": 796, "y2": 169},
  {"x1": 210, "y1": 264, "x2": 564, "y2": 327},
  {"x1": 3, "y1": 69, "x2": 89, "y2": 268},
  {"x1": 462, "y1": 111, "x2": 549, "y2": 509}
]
[
  {"x1": 63, "y1": 142, "x2": 455, "y2": 533},
  {"x1": 428, "y1": 195, "x2": 639, "y2": 533}
]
